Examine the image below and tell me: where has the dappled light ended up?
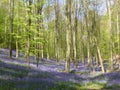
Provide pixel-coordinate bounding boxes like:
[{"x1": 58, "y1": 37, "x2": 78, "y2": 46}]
[
  {"x1": 0, "y1": 0, "x2": 120, "y2": 89},
  {"x1": 1, "y1": 48, "x2": 120, "y2": 89}
]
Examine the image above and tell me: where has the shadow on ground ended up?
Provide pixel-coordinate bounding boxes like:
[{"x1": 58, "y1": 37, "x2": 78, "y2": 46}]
[
  {"x1": 1, "y1": 58, "x2": 120, "y2": 90},
  {"x1": 0, "y1": 60, "x2": 82, "y2": 90},
  {"x1": 89, "y1": 71, "x2": 120, "y2": 90}
]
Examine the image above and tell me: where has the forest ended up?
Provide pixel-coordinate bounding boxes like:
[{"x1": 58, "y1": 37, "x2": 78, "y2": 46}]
[{"x1": 0, "y1": 0, "x2": 120, "y2": 90}]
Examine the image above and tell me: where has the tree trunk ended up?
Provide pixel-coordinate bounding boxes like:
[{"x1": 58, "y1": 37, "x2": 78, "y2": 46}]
[
  {"x1": 36, "y1": 0, "x2": 44, "y2": 67},
  {"x1": 84, "y1": 0, "x2": 91, "y2": 67},
  {"x1": 16, "y1": 40, "x2": 18, "y2": 58},
  {"x1": 9, "y1": 0, "x2": 14, "y2": 58},
  {"x1": 116, "y1": 0, "x2": 120, "y2": 53},
  {"x1": 71, "y1": 0, "x2": 77, "y2": 68},
  {"x1": 106, "y1": 0, "x2": 113, "y2": 70},
  {"x1": 65, "y1": 29, "x2": 71, "y2": 73},
  {"x1": 96, "y1": 44, "x2": 105, "y2": 73},
  {"x1": 55, "y1": 0, "x2": 60, "y2": 62},
  {"x1": 65, "y1": 0, "x2": 71, "y2": 73},
  {"x1": 26, "y1": 0, "x2": 32, "y2": 66}
]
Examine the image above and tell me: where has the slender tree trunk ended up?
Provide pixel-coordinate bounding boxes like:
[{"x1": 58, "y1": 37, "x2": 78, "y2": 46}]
[
  {"x1": 87, "y1": 39, "x2": 91, "y2": 67},
  {"x1": 26, "y1": 34, "x2": 30, "y2": 66},
  {"x1": 81, "y1": 15, "x2": 86, "y2": 65},
  {"x1": 55, "y1": 0, "x2": 60, "y2": 62},
  {"x1": 116, "y1": 0, "x2": 120, "y2": 53},
  {"x1": 73, "y1": 30, "x2": 77, "y2": 68},
  {"x1": 106, "y1": 0, "x2": 113, "y2": 70},
  {"x1": 117, "y1": 11, "x2": 120, "y2": 53},
  {"x1": 96, "y1": 40, "x2": 105, "y2": 73},
  {"x1": 26, "y1": 0, "x2": 32, "y2": 66},
  {"x1": 35, "y1": 0, "x2": 44, "y2": 67},
  {"x1": 86, "y1": 14, "x2": 91, "y2": 67},
  {"x1": 9, "y1": 0, "x2": 14, "y2": 58},
  {"x1": 47, "y1": 32, "x2": 49, "y2": 60},
  {"x1": 65, "y1": 0, "x2": 71, "y2": 73},
  {"x1": 84, "y1": 0, "x2": 91, "y2": 67},
  {"x1": 71, "y1": 0, "x2": 77, "y2": 68},
  {"x1": 66, "y1": 29, "x2": 71, "y2": 73},
  {"x1": 4, "y1": 17, "x2": 7, "y2": 48},
  {"x1": 16, "y1": 2, "x2": 20, "y2": 58},
  {"x1": 16, "y1": 40, "x2": 18, "y2": 58}
]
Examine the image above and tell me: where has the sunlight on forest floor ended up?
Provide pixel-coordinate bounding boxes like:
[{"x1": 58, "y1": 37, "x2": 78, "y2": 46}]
[{"x1": 0, "y1": 49, "x2": 120, "y2": 90}]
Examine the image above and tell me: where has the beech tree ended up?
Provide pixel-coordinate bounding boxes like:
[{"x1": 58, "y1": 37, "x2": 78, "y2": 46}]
[{"x1": 1, "y1": 0, "x2": 120, "y2": 72}]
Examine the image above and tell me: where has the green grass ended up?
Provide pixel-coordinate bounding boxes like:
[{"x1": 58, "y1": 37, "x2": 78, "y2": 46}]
[
  {"x1": 81, "y1": 81, "x2": 106, "y2": 89},
  {"x1": 0, "y1": 80, "x2": 78, "y2": 90},
  {"x1": 104, "y1": 84, "x2": 120, "y2": 90},
  {"x1": 0, "y1": 67, "x2": 29, "y2": 78},
  {"x1": 2, "y1": 79, "x2": 118, "y2": 89}
]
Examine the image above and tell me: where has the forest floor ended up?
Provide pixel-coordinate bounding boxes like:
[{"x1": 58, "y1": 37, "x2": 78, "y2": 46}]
[{"x1": 0, "y1": 48, "x2": 120, "y2": 90}]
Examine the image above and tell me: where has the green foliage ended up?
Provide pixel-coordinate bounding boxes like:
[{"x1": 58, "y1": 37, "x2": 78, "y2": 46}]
[{"x1": 0, "y1": 0, "x2": 120, "y2": 69}]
